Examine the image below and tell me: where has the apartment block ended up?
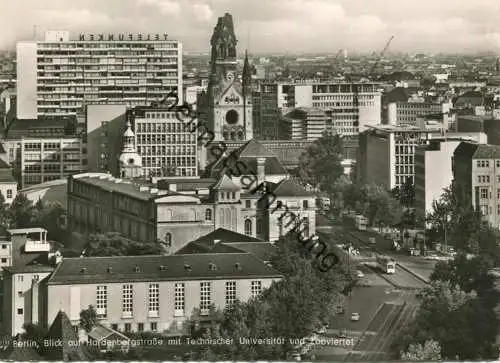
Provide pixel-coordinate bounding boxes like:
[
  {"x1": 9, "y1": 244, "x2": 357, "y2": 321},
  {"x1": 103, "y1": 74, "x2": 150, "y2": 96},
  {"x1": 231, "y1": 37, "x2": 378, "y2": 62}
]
[
  {"x1": 4, "y1": 137, "x2": 87, "y2": 188},
  {"x1": 357, "y1": 125, "x2": 431, "y2": 190},
  {"x1": 16, "y1": 31, "x2": 182, "y2": 119},
  {"x1": 254, "y1": 80, "x2": 381, "y2": 139},
  {"x1": 453, "y1": 142, "x2": 500, "y2": 229},
  {"x1": 45, "y1": 254, "x2": 282, "y2": 334}
]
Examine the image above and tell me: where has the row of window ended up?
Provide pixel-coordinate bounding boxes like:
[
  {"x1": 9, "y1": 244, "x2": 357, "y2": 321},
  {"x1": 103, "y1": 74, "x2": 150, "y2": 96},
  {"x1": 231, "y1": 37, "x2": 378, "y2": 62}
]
[
  {"x1": 95, "y1": 281, "x2": 263, "y2": 318},
  {"x1": 476, "y1": 160, "x2": 500, "y2": 168}
]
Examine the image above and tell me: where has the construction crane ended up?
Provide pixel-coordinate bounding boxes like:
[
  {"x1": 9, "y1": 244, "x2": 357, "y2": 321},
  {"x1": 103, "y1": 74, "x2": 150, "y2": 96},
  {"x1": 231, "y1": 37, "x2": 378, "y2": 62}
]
[{"x1": 369, "y1": 35, "x2": 395, "y2": 75}]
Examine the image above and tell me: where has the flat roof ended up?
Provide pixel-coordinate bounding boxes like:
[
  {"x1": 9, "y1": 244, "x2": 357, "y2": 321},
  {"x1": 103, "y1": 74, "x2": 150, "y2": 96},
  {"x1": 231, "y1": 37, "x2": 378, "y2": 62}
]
[{"x1": 8, "y1": 228, "x2": 47, "y2": 234}]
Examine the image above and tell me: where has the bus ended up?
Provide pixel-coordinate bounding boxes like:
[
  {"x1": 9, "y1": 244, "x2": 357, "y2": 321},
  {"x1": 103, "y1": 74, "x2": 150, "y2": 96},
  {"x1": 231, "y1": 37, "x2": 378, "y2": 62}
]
[
  {"x1": 355, "y1": 215, "x2": 368, "y2": 231},
  {"x1": 377, "y1": 255, "x2": 396, "y2": 274}
]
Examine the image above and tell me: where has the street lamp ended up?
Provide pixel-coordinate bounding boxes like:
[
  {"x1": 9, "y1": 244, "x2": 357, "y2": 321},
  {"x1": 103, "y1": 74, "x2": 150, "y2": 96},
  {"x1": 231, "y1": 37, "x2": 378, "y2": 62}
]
[{"x1": 443, "y1": 213, "x2": 451, "y2": 254}]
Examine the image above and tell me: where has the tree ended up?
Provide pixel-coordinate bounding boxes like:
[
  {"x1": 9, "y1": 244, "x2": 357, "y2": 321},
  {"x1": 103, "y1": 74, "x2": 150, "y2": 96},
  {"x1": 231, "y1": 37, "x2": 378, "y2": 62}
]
[
  {"x1": 360, "y1": 183, "x2": 402, "y2": 230},
  {"x1": 80, "y1": 305, "x2": 98, "y2": 333},
  {"x1": 392, "y1": 177, "x2": 415, "y2": 209},
  {"x1": 400, "y1": 340, "x2": 442, "y2": 361},
  {"x1": 0, "y1": 193, "x2": 10, "y2": 228},
  {"x1": 297, "y1": 133, "x2": 344, "y2": 193},
  {"x1": 83, "y1": 232, "x2": 165, "y2": 256},
  {"x1": 8, "y1": 193, "x2": 36, "y2": 228},
  {"x1": 22, "y1": 323, "x2": 48, "y2": 354}
]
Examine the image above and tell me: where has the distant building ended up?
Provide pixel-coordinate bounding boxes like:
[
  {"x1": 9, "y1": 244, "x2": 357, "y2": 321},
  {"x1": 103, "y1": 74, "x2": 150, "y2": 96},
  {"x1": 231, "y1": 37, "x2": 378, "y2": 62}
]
[
  {"x1": 387, "y1": 100, "x2": 453, "y2": 129},
  {"x1": 282, "y1": 107, "x2": 327, "y2": 141},
  {"x1": 453, "y1": 142, "x2": 500, "y2": 230},
  {"x1": 357, "y1": 125, "x2": 432, "y2": 189},
  {"x1": 254, "y1": 80, "x2": 381, "y2": 140},
  {"x1": 45, "y1": 253, "x2": 282, "y2": 335},
  {"x1": 16, "y1": 30, "x2": 182, "y2": 119},
  {"x1": 456, "y1": 115, "x2": 500, "y2": 146},
  {"x1": 3, "y1": 137, "x2": 87, "y2": 188}
]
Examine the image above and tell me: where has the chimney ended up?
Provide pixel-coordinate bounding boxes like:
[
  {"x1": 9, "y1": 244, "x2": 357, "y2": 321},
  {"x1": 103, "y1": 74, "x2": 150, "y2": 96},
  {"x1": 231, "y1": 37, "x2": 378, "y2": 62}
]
[
  {"x1": 31, "y1": 277, "x2": 39, "y2": 325},
  {"x1": 257, "y1": 157, "x2": 266, "y2": 185}
]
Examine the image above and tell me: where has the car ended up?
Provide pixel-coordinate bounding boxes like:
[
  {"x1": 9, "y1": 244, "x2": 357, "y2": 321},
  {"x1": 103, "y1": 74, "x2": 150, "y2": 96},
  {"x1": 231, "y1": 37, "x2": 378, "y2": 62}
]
[
  {"x1": 289, "y1": 351, "x2": 302, "y2": 361},
  {"x1": 350, "y1": 313, "x2": 360, "y2": 321},
  {"x1": 315, "y1": 326, "x2": 327, "y2": 334},
  {"x1": 356, "y1": 270, "x2": 364, "y2": 278},
  {"x1": 368, "y1": 237, "x2": 376, "y2": 244}
]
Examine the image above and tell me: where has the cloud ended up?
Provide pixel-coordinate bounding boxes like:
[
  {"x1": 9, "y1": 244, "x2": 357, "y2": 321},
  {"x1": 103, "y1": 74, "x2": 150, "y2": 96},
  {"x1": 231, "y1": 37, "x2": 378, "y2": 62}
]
[
  {"x1": 1, "y1": 0, "x2": 500, "y2": 53},
  {"x1": 136, "y1": 0, "x2": 181, "y2": 15}
]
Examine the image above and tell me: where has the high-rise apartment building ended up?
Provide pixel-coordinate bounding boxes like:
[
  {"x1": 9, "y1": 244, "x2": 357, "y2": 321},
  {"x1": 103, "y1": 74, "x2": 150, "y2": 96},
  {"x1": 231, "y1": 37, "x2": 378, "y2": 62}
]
[
  {"x1": 254, "y1": 80, "x2": 382, "y2": 140},
  {"x1": 16, "y1": 31, "x2": 182, "y2": 119},
  {"x1": 357, "y1": 125, "x2": 431, "y2": 190}
]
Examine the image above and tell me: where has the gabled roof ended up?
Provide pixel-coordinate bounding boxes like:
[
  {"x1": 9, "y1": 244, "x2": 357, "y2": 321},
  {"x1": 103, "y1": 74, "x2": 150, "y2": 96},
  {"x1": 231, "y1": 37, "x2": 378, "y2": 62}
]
[
  {"x1": 47, "y1": 252, "x2": 282, "y2": 285},
  {"x1": 269, "y1": 178, "x2": 315, "y2": 197},
  {"x1": 236, "y1": 139, "x2": 277, "y2": 158},
  {"x1": 188, "y1": 228, "x2": 263, "y2": 246},
  {"x1": 45, "y1": 310, "x2": 93, "y2": 361},
  {"x1": 225, "y1": 242, "x2": 277, "y2": 262},
  {"x1": 212, "y1": 174, "x2": 240, "y2": 191}
]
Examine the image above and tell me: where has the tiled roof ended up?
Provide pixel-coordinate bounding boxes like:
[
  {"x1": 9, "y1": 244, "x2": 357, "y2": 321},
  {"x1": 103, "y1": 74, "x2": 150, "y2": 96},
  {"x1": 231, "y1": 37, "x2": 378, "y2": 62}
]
[
  {"x1": 236, "y1": 139, "x2": 277, "y2": 158},
  {"x1": 236, "y1": 157, "x2": 288, "y2": 175},
  {"x1": 189, "y1": 228, "x2": 264, "y2": 245},
  {"x1": 74, "y1": 176, "x2": 188, "y2": 202},
  {"x1": 45, "y1": 310, "x2": 94, "y2": 361},
  {"x1": 212, "y1": 174, "x2": 240, "y2": 191},
  {"x1": 269, "y1": 178, "x2": 315, "y2": 197},
  {"x1": 225, "y1": 242, "x2": 277, "y2": 262},
  {"x1": 47, "y1": 252, "x2": 282, "y2": 285},
  {"x1": 473, "y1": 144, "x2": 500, "y2": 159}
]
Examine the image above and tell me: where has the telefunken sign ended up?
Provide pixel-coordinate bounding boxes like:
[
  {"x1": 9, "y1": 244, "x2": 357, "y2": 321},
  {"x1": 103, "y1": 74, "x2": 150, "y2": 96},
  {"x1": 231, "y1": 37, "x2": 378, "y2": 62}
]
[{"x1": 78, "y1": 33, "x2": 169, "y2": 41}]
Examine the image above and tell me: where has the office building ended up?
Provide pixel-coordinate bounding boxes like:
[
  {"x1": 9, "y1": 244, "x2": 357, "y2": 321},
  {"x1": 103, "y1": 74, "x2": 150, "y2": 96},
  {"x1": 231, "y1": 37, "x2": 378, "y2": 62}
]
[
  {"x1": 129, "y1": 106, "x2": 199, "y2": 178},
  {"x1": 282, "y1": 107, "x2": 327, "y2": 141},
  {"x1": 414, "y1": 139, "x2": 463, "y2": 217},
  {"x1": 254, "y1": 80, "x2": 382, "y2": 140},
  {"x1": 45, "y1": 253, "x2": 282, "y2": 335},
  {"x1": 387, "y1": 100, "x2": 453, "y2": 129},
  {"x1": 357, "y1": 125, "x2": 431, "y2": 190},
  {"x1": 16, "y1": 31, "x2": 182, "y2": 119},
  {"x1": 453, "y1": 142, "x2": 500, "y2": 229},
  {"x1": 3, "y1": 137, "x2": 87, "y2": 188}
]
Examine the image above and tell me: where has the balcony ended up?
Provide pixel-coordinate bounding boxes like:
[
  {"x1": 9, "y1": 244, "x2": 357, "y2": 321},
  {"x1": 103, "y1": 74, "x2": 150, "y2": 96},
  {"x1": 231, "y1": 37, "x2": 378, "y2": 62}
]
[
  {"x1": 8, "y1": 228, "x2": 50, "y2": 253},
  {"x1": 122, "y1": 311, "x2": 133, "y2": 319},
  {"x1": 148, "y1": 310, "x2": 159, "y2": 318}
]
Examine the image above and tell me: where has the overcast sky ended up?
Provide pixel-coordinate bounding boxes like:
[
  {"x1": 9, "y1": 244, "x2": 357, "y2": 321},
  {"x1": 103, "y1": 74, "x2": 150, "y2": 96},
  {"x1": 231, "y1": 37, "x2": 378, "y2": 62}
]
[{"x1": 1, "y1": 0, "x2": 500, "y2": 54}]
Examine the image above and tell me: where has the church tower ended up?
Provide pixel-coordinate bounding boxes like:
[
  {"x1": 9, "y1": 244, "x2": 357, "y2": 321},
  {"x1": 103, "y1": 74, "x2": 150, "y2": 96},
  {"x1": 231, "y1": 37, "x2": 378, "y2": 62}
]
[
  {"x1": 206, "y1": 13, "x2": 253, "y2": 141},
  {"x1": 118, "y1": 119, "x2": 143, "y2": 179}
]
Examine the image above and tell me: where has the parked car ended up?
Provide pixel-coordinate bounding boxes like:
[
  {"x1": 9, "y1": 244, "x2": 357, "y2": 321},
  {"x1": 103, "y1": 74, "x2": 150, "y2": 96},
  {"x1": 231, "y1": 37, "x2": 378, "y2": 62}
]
[
  {"x1": 350, "y1": 313, "x2": 360, "y2": 321},
  {"x1": 356, "y1": 270, "x2": 364, "y2": 278},
  {"x1": 315, "y1": 325, "x2": 327, "y2": 334},
  {"x1": 368, "y1": 237, "x2": 376, "y2": 244}
]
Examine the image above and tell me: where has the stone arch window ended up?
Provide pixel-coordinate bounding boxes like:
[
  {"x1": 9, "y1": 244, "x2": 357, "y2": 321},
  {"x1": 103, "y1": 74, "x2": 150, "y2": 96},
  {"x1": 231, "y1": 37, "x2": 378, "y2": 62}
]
[
  {"x1": 205, "y1": 209, "x2": 212, "y2": 221},
  {"x1": 244, "y1": 219, "x2": 252, "y2": 236},
  {"x1": 165, "y1": 232, "x2": 172, "y2": 247}
]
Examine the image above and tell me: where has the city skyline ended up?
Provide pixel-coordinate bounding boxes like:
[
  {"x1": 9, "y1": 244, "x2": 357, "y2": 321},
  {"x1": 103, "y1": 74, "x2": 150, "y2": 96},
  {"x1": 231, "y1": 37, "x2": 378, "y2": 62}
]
[{"x1": 1, "y1": 0, "x2": 500, "y2": 54}]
